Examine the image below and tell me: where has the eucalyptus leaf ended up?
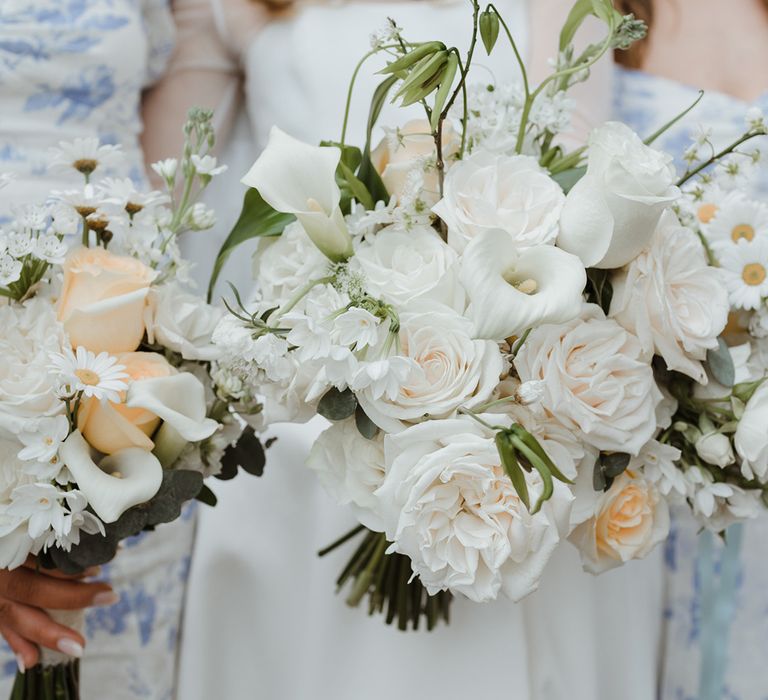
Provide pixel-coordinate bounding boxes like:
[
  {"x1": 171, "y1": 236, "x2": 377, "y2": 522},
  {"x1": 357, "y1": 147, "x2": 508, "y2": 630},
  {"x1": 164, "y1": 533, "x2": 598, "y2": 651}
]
[
  {"x1": 318, "y1": 387, "x2": 358, "y2": 421},
  {"x1": 218, "y1": 426, "x2": 266, "y2": 479},
  {"x1": 707, "y1": 337, "x2": 736, "y2": 388},
  {"x1": 355, "y1": 404, "x2": 380, "y2": 440},
  {"x1": 552, "y1": 165, "x2": 587, "y2": 194},
  {"x1": 208, "y1": 188, "x2": 295, "y2": 301},
  {"x1": 592, "y1": 460, "x2": 608, "y2": 492},
  {"x1": 195, "y1": 483, "x2": 218, "y2": 507},
  {"x1": 495, "y1": 433, "x2": 530, "y2": 510},
  {"x1": 601, "y1": 452, "x2": 631, "y2": 478}
]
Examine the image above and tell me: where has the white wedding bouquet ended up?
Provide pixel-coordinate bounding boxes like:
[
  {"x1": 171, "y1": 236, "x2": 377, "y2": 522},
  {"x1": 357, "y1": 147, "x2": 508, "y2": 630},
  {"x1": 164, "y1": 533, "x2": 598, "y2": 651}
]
[
  {"x1": 0, "y1": 110, "x2": 264, "y2": 696},
  {"x1": 210, "y1": 0, "x2": 768, "y2": 630}
]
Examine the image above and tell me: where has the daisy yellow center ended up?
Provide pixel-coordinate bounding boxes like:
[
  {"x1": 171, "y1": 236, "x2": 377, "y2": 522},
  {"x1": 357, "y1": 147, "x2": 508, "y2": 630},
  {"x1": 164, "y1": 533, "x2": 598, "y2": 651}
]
[
  {"x1": 742, "y1": 262, "x2": 766, "y2": 286},
  {"x1": 73, "y1": 158, "x2": 98, "y2": 175},
  {"x1": 731, "y1": 224, "x2": 755, "y2": 243},
  {"x1": 75, "y1": 368, "x2": 101, "y2": 386},
  {"x1": 44, "y1": 437, "x2": 54, "y2": 446},
  {"x1": 698, "y1": 203, "x2": 717, "y2": 223}
]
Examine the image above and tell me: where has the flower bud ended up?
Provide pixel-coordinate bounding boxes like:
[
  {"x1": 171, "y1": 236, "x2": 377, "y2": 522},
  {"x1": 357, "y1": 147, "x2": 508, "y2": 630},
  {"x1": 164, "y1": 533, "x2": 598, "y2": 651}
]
[{"x1": 695, "y1": 432, "x2": 735, "y2": 468}]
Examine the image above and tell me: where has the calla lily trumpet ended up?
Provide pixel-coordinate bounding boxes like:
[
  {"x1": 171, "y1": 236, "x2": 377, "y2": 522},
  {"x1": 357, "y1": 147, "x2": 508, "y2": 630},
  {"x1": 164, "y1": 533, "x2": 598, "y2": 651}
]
[
  {"x1": 60, "y1": 430, "x2": 163, "y2": 524},
  {"x1": 459, "y1": 230, "x2": 586, "y2": 340},
  {"x1": 241, "y1": 127, "x2": 353, "y2": 262}
]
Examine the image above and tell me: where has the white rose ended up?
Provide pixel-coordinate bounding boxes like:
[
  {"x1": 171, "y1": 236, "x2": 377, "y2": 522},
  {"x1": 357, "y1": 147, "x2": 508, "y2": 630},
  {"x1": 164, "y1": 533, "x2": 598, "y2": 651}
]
[
  {"x1": 306, "y1": 418, "x2": 385, "y2": 530},
  {"x1": 610, "y1": 210, "x2": 728, "y2": 383},
  {"x1": 145, "y1": 282, "x2": 225, "y2": 361},
  {"x1": 514, "y1": 304, "x2": 663, "y2": 455},
  {"x1": 259, "y1": 356, "x2": 324, "y2": 425},
  {"x1": 570, "y1": 470, "x2": 669, "y2": 574},
  {"x1": 376, "y1": 417, "x2": 572, "y2": 602},
  {"x1": 357, "y1": 301, "x2": 503, "y2": 433},
  {"x1": 351, "y1": 224, "x2": 462, "y2": 308},
  {"x1": 459, "y1": 229, "x2": 586, "y2": 340},
  {"x1": 434, "y1": 151, "x2": 565, "y2": 252},
  {"x1": 0, "y1": 438, "x2": 39, "y2": 568},
  {"x1": 253, "y1": 221, "x2": 329, "y2": 305},
  {"x1": 0, "y1": 298, "x2": 66, "y2": 436},
  {"x1": 695, "y1": 432, "x2": 735, "y2": 468},
  {"x1": 735, "y1": 381, "x2": 768, "y2": 480},
  {"x1": 557, "y1": 122, "x2": 680, "y2": 268}
]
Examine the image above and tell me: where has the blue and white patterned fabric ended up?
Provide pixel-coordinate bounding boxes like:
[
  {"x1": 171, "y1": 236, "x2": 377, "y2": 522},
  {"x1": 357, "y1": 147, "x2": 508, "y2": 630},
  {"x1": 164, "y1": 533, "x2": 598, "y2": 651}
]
[
  {"x1": 0, "y1": 3, "x2": 198, "y2": 699},
  {"x1": 614, "y1": 65, "x2": 768, "y2": 700}
]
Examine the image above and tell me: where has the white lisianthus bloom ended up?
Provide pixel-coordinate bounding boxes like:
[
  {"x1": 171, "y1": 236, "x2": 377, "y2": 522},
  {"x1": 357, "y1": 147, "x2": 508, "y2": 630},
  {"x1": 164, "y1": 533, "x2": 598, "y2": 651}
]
[
  {"x1": 357, "y1": 301, "x2": 503, "y2": 433},
  {"x1": 433, "y1": 151, "x2": 564, "y2": 252},
  {"x1": 557, "y1": 122, "x2": 680, "y2": 268},
  {"x1": 570, "y1": 470, "x2": 669, "y2": 574},
  {"x1": 459, "y1": 229, "x2": 586, "y2": 340},
  {"x1": 376, "y1": 417, "x2": 573, "y2": 602},
  {"x1": 610, "y1": 210, "x2": 729, "y2": 383},
  {"x1": 514, "y1": 304, "x2": 662, "y2": 455},
  {"x1": 332, "y1": 308, "x2": 381, "y2": 350},
  {"x1": 241, "y1": 127, "x2": 353, "y2": 261},
  {"x1": 735, "y1": 381, "x2": 768, "y2": 480},
  {"x1": 59, "y1": 431, "x2": 163, "y2": 524},
  {"x1": 145, "y1": 283, "x2": 225, "y2": 361},
  {"x1": 0, "y1": 298, "x2": 66, "y2": 436},
  {"x1": 351, "y1": 224, "x2": 462, "y2": 308},
  {"x1": 307, "y1": 418, "x2": 386, "y2": 530},
  {"x1": 253, "y1": 221, "x2": 329, "y2": 305}
]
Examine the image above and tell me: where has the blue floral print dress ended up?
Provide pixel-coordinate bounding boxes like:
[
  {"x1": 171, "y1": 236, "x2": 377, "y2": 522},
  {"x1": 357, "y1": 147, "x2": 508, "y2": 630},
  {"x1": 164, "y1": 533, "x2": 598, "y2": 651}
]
[{"x1": 0, "y1": 2, "x2": 197, "y2": 698}]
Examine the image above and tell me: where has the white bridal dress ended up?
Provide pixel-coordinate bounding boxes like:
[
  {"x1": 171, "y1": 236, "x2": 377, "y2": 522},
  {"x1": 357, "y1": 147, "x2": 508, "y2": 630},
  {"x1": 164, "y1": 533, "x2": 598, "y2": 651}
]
[
  {"x1": 179, "y1": 2, "x2": 664, "y2": 698},
  {"x1": 0, "y1": 2, "x2": 196, "y2": 698}
]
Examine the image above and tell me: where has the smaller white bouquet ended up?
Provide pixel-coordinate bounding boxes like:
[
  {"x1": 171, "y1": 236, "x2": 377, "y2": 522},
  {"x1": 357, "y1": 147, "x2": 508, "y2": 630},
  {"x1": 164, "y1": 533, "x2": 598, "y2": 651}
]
[{"x1": 0, "y1": 110, "x2": 264, "y2": 697}]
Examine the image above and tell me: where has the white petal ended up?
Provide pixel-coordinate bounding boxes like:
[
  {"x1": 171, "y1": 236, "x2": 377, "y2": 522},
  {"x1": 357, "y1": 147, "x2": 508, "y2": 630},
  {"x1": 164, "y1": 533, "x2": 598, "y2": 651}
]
[{"x1": 60, "y1": 431, "x2": 162, "y2": 523}]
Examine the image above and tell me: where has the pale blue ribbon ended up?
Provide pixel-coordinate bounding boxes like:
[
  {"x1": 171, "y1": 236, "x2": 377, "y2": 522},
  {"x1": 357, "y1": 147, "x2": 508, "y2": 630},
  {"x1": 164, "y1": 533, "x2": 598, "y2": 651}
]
[{"x1": 696, "y1": 523, "x2": 744, "y2": 700}]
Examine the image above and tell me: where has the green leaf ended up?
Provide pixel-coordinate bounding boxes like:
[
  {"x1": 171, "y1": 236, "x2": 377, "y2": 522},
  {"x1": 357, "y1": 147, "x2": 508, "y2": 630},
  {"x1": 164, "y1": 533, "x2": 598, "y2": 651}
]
[
  {"x1": 317, "y1": 387, "x2": 358, "y2": 421},
  {"x1": 430, "y1": 52, "x2": 459, "y2": 131},
  {"x1": 355, "y1": 404, "x2": 380, "y2": 440},
  {"x1": 195, "y1": 483, "x2": 218, "y2": 507},
  {"x1": 601, "y1": 452, "x2": 631, "y2": 479},
  {"x1": 551, "y1": 165, "x2": 587, "y2": 193},
  {"x1": 558, "y1": 0, "x2": 595, "y2": 51},
  {"x1": 208, "y1": 188, "x2": 295, "y2": 301},
  {"x1": 357, "y1": 76, "x2": 397, "y2": 205},
  {"x1": 707, "y1": 337, "x2": 736, "y2": 388},
  {"x1": 495, "y1": 433, "x2": 530, "y2": 510},
  {"x1": 338, "y1": 160, "x2": 374, "y2": 210},
  {"x1": 593, "y1": 459, "x2": 608, "y2": 491},
  {"x1": 586, "y1": 267, "x2": 614, "y2": 314},
  {"x1": 218, "y1": 425, "x2": 266, "y2": 479},
  {"x1": 733, "y1": 377, "x2": 767, "y2": 404},
  {"x1": 479, "y1": 9, "x2": 500, "y2": 55}
]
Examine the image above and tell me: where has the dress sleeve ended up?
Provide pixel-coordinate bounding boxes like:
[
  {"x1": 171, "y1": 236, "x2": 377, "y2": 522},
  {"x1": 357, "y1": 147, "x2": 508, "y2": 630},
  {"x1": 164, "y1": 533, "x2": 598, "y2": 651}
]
[
  {"x1": 140, "y1": 0, "x2": 269, "y2": 175},
  {"x1": 142, "y1": 0, "x2": 177, "y2": 86},
  {"x1": 528, "y1": 0, "x2": 615, "y2": 147}
]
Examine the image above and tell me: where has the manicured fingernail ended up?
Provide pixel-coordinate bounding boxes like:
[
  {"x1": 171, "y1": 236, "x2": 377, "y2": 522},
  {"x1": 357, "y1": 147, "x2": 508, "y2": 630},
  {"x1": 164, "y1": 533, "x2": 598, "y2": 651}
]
[
  {"x1": 57, "y1": 639, "x2": 83, "y2": 658},
  {"x1": 92, "y1": 591, "x2": 119, "y2": 607},
  {"x1": 15, "y1": 655, "x2": 25, "y2": 674}
]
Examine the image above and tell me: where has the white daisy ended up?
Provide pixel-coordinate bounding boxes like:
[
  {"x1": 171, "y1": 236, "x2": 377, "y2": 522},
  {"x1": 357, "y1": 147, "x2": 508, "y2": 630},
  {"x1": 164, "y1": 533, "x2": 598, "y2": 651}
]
[
  {"x1": 718, "y1": 238, "x2": 768, "y2": 310},
  {"x1": 48, "y1": 137, "x2": 124, "y2": 177},
  {"x1": 98, "y1": 177, "x2": 168, "y2": 216},
  {"x1": 0, "y1": 254, "x2": 22, "y2": 286},
  {"x1": 49, "y1": 346, "x2": 129, "y2": 403},
  {"x1": 52, "y1": 184, "x2": 106, "y2": 218},
  {"x1": 704, "y1": 191, "x2": 768, "y2": 251},
  {"x1": 190, "y1": 154, "x2": 227, "y2": 177},
  {"x1": 34, "y1": 234, "x2": 68, "y2": 264}
]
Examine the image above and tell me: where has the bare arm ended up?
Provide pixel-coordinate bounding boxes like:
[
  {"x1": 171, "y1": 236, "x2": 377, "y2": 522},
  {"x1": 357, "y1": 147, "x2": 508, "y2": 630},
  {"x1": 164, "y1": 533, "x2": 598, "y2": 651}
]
[
  {"x1": 529, "y1": 0, "x2": 615, "y2": 146},
  {"x1": 141, "y1": 0, "x2": 270, "y2": 180}
]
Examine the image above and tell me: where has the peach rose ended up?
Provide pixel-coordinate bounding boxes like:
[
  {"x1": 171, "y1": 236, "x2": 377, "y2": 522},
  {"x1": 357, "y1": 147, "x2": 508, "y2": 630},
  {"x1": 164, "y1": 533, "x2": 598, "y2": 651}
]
[
  {"x1": 570, "y1": 471, "x2": 669, "y2": 574},
  {"x1": 58, "y1": 247, "x2": 156, "y2": 354},
  {"x1": 78, "y1": 352, "x2": 175, "y2": 455},
  {"x1": 371, "y1": 120, "x2": 458, "y2": 203}
]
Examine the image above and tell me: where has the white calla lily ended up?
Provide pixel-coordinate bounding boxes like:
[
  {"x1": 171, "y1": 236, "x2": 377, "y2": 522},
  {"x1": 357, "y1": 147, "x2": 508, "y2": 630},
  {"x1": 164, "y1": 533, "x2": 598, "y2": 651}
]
[
  {"x1": 459, "y1": 229, "x2": 586, "y2": 339},
  {"x1": 60, "y1": 430, "x2": 163, "y2": 523},
  {"x1": 241, "y1": 127, "x2": 353, "y2": 261},
  {"x1": 125, "y1": 372, "x2": 219, "y2": 443}
]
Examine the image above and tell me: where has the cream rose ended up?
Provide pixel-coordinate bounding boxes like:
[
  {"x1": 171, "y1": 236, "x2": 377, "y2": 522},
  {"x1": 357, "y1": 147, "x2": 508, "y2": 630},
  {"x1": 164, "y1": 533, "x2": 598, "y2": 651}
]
[
  {"x1": 58, "y1": 246, "x2": 156, "y2": 354},
  {"x1": 351, "y1": 224, "x2": 461, "y2": 308},
  {"x1": 145, "y1": 282, "x2": 225, "y2": 361},
  {"x1": 610, "y1": 210, "x2": 729, "y2": 383},
  {"x1": 514, "y1": 304, "x2": 663, "y2": 455},
  {"x1": 371, "y1": 119, "x2": 457, "y2": 203},
  {"x1": 0, "y1": 298, "x2": 65, "y2": 436},
  {"x1": 557, "y1": 122, "x2": 680, "y2": 269},
  {"x1": 433, "y1": 151, "x2": 565, "y2": 252},
  {"x1": 357, "y1": 301, "x2": 503, "y2": 433},
  {"x1": 570, "y1": 470, "x2": 670, "y2": 574},
  {"x1": 376, "y1": 417, "x2": 572, "y2": 602},
  {"x1": 306, "y1": 418, "x2": 386, "y2": 531},
  {"x1": 735, "y1": 382, "x2": 768, "y2": 480}
]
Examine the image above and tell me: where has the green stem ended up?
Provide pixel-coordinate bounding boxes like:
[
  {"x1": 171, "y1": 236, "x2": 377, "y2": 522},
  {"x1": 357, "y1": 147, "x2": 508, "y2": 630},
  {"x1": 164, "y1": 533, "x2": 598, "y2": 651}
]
[
  {"x1": 457, "y1": 407, "x2": 501, "y2": 432},
  {"x1": 489, "y1": 5, "x2": 530, "y2": 99},
  {"x1": 676, "y1": 130, "x2": 767, "y2": 187},
  {"x1": 271, "y1": 275, "x2": 334, "y2": 321},
  {"x1": 317, "y1": 524, "x2": 365, "y2": 557},
  {"x1": 510, "y1": 328, "x2": 531, "y2": 357},
  {"x1": 80, "y1": 217, "x2": 90, "y2": 247}
]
